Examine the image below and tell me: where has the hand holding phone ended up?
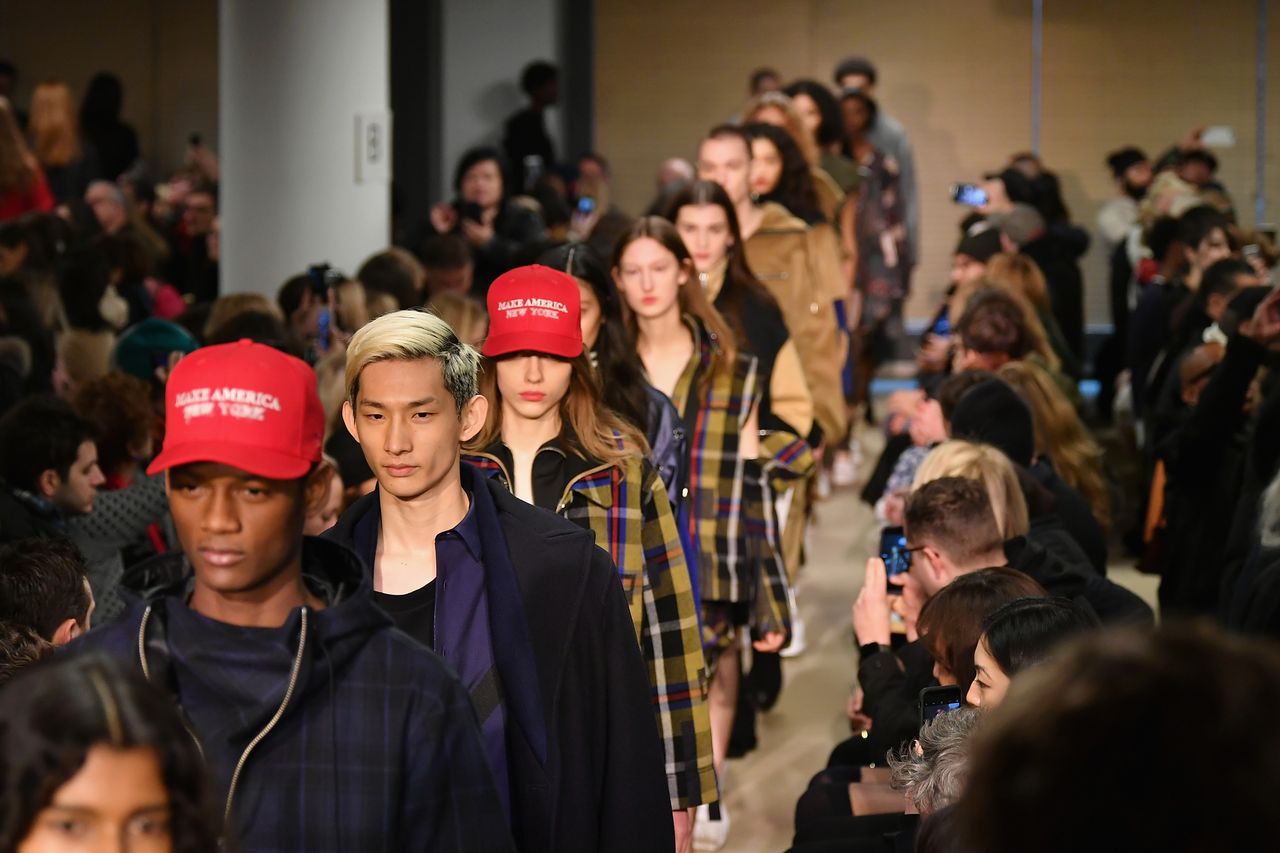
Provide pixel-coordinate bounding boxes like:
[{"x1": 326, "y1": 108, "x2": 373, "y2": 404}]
[
  {"x1": 879, "y1": 526, "x2": 912, "y2": 595},
  {"x1": 852, "y1": 557, "x2": 893, "y2": 646},
  {"x1": 919, "y1": 685, "x2": 963, "y2": 727},
  {"x1": 951, "y1": 183, "x2": 989, "y2": 208}
]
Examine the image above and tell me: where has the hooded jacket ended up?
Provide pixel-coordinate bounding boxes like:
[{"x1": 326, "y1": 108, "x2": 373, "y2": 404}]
[
  {"x1": 71, "y1": 537, "x2": 515, "y2": 853},
  {"x1": 328, "y1": 467, "x2": 674, "y2": 853}
]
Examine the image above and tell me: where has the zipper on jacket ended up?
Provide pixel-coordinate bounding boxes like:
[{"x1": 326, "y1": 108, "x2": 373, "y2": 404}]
[
  {"x1": 222, "y1": 606, "x2": 309, "y2": 825},
  {"x1": 135, "y1": 603, "x2": 309, "y2": 825},
  {"x1": 555, "y1": 460, "x2": 617, "y2": 513}
]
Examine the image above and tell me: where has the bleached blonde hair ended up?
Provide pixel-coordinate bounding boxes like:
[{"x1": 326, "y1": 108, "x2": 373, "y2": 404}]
[
  {"x1": 913, "y1": 440, "x2": 1030, "y2": 538},
  {"x1": 344, "y1": 309, "x2": 480, "y2": 413}
]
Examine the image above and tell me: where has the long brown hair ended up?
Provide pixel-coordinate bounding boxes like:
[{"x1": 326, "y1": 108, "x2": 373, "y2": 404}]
[
  {"x1": 0, "y1": 97, "x2": 37, "y2": 193},
  {"x1": 29, "y1": 82, "x2": 81, "y2": 168},
  {"x1": 469, "y1": 352, "x2": 647, "y2": 465},
  {"x1": 918, "y1": 567, "x2": 1046, "y2": 690},
  {"x1": 612, "y1": 216, "x2": 737, "y2": 383},
  {"x1": 997, "y1": 360, "x2": 1111, "y2": 531},
  {"x1": 666, "y1": 179, "x2": 779, "y2": 349},
  {"x1": 742, "y1": 91, "x2": 818, "y2": 167},
  {"x1": 985, "y1": 252, "x2": 1052, "y2": 315}
]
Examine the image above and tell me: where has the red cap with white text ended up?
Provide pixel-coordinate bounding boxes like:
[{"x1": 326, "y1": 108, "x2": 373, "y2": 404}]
[
  {"x1": 147, "y1": 340, "x2": 324, "y2": 479},
  {"x1": 481, "y1": 264, "x2": 583, "y2": 359}
]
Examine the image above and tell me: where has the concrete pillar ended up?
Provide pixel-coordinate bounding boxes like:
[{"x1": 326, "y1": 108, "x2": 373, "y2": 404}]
[{"x1": 219, "y1": 0, "x2": 389, "y2": 297}]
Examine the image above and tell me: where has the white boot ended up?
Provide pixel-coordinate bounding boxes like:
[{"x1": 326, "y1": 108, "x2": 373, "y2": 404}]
[
  {"x1": 780, "y1": 585, "x2": 806, "y2": 658},
  {"x1": 692, "y1": 801, "x2": 731, "y2": 850}
]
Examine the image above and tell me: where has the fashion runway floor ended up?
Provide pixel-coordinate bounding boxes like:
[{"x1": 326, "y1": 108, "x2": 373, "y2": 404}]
[{"x1": 719, "y1": 427, "x2": 1159, "y2": 853}]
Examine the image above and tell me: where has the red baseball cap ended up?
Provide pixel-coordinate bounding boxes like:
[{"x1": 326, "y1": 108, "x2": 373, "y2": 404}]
[
  {"x1": 482, "y1": 264, "x2": 583, "y2": 359},
  {"x1": 147, "y1": 340, "x2": 324, "y2": 480}
]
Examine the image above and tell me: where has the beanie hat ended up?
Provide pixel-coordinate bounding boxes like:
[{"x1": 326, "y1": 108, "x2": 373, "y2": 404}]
[
  {"x1": 989, "y1": 203, "x2": 1046, "y2": 247},
  {"x1": 955, "y1": 224, "x2": 1002, "y2": 264},
  {"x1": 949, "y1": 378, "x2": 1035, "y2": 468}
]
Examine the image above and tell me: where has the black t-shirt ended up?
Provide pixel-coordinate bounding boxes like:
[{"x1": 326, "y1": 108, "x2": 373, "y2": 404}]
[{"x1": 373, "y1": 580, "x2": 437, "y2": 649}]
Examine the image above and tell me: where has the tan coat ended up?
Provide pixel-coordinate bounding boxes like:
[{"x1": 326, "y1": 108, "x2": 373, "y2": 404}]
[{"x1": 744, "y1": 203, "x2": 849, "y2": 442}]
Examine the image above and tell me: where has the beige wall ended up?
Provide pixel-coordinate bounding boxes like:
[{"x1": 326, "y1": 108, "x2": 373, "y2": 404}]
[
  {"x1": 598, "y1": 0, "x2": 1279, "y2": 323},
  {"x1": 0, "y1": 0, "x2": 218, "y2": 178}
]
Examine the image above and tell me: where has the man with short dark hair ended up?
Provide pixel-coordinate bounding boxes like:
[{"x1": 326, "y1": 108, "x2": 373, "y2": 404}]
[
  {"x1": 833, "y1": 55, "x2": 918, "y2": 291},
  {"x1": 72, "y1": 339, "x2": 513, "y2": 852},
  {"x1": 0, "y1": 394, "x2": 104, "y2": 542},
  {"x1": 420, "y1": 233, "x2": 474, "y2": 296},
  {"x1": 503, "y1": 60, "x2": 559, "y2": 193},
  {"x1": 0, "y1": 537, "x2": 94, "y2": 644}
]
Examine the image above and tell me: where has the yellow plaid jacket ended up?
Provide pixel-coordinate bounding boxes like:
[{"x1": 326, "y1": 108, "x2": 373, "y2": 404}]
[{"x1": 462, "y1": 447, "x2": 717, "y2": 810}]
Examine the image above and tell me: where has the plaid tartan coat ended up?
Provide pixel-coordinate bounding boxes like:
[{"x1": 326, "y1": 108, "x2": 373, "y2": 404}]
[
  {"x1": 70, "y1": 537, "x2": 514, "y2": 853},
  {"x1": 463, "y1": 449, "x2": 716, "y2": 811},
  {"x1": 668, "y1": 316, "x2": 802, "y2": 638}
]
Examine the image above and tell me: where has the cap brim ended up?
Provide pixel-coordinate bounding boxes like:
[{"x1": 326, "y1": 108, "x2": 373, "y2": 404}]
[
  {"x1": 147, "y1": 440, "x2": 315, "y2": 480},
  {"x1": 482, "y1": 332, "x2": 582, "y2": 360}
]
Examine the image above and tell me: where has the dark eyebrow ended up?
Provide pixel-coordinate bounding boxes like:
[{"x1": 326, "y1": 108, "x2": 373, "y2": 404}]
[{"x1": 360, "y1": 398, "x2": 437, "y2": 409}]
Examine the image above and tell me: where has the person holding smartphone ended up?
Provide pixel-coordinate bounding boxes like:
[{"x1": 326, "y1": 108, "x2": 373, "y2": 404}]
[{"x1": 428, "y1": 146, "x2": 547, "y2": 295}]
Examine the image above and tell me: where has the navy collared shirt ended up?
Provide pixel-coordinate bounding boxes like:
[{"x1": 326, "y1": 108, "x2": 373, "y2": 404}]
[{"x1": 371, "y1": 491, "x2": 481, "y2": 652}]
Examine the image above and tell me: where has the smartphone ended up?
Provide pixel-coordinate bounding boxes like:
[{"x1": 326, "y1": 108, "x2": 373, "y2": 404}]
[
  {"x1": 577, "y1": 196, "x2": 597, "y2": 216},
  {"x1": 929, "y1": 308, "x2": 951, "y2": 339},
  {"x1": 455, "y1": 200, "x2": 484, "y2": 223},
  {"x1": 316, "y1": 307, "x2": 332, "y2": 353},
  {"x1": 188, "y1": 132, "x2": 202, "y2": 147},
  {"x1": 919, "y1": 685, "x2": 963, "y2": 726},
  {"x1": 1201, "y1": 125, "x2": 1236, "y2": 148},
  {"x1": 879, "y1": 526, "x2": 912, "y2": 595},
  {"x1": 951, "y1": 183, "x2": 988, "y2": 207}
]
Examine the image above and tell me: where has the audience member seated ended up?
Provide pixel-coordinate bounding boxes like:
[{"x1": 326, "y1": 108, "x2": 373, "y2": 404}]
[
  {"x1": 357, "y1": 246, "x2": 425, "y2": 310},
  {"x1": 956, "y1": 626, "x2": 1280, "y2": 851},
  {"x1": 995, "y1": 360, "x2": 1111, "y2": 534},
  {"x1": 918, "y1": 439, "x2": 1152, "y2": 625},
  {"x1": 0, "y1": 537, "x2": 94, "y2": 645},
  {"x1": 69, "y1": 370, "x2": 167, "y2": 621},
  {"x1": 1157, "y1": 286, "x2": 1280, "y2": 618},
  {"x1": 0, "y1": 394, "x2": 103, "y2": 543},
  {"x1": 428, "y1": 146, "x2": 547, "y2": 294},
  {"x1": 796, "y1": 563, "x2": 1042, "y2": 845},
  {"x1": 28, "y1": 81, "x2": 100, "y2": 206},
  {"x1": 966, "y1": 596, "x2": 1099, "y2": 708},
  {"x1": 887, "y1": 707, "x2": 982, "y2": 816},
  {"x1": 164, "y1": 182, "x2": 219, "y2": 303},
  {"x1": 984, "y1": 251, "x2": 1082, "y2": 379},
  {"x1": 424, "y1": 290, "x2": 488, "y2": 349},
  {"x1": 948, "y1": 378, "x2": 1107, "y2": 573},
  {"x1": 420, "y1": 233, "x2": 474, "y2": 297}
]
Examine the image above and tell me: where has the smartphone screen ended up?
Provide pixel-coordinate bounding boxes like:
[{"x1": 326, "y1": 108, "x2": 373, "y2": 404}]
[
  {"x1": 879, "y1": 526, "x2": 911, "y2": 595},
  {"x1": 951, "y1": 183, "x2": 989, "y2": 207},
  {"x1": 577, "y1": 196, "x2": 597, "y2": 215},
  {"x1": 919, "y1": 685, "x2": 963, "y2": 726}
]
